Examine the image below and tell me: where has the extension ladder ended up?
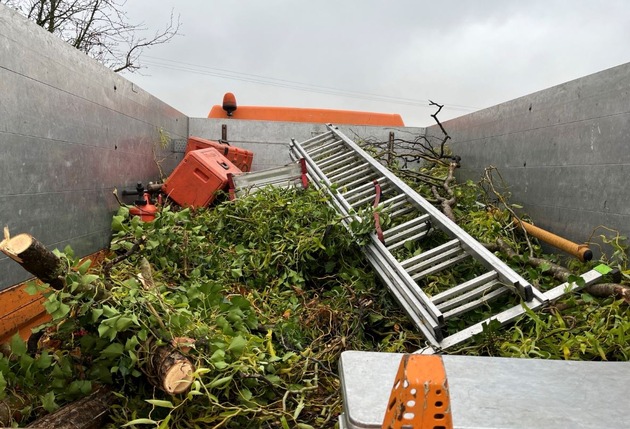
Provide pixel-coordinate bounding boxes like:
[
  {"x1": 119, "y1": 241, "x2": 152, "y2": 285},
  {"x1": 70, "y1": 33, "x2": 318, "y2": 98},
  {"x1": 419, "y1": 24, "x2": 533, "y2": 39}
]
[{"x1": 289, "y1": 125, "x2": 603, "y2": 351}]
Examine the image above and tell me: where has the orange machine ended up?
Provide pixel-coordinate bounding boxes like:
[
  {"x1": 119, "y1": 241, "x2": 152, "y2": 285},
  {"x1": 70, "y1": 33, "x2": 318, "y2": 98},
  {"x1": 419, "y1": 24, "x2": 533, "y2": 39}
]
[
  {"x1": 208, "y1": 93, "x2": 405, "y2": 126},
  {"x1": 162, "y1": 147, "x2": 242, "y2": 208}
]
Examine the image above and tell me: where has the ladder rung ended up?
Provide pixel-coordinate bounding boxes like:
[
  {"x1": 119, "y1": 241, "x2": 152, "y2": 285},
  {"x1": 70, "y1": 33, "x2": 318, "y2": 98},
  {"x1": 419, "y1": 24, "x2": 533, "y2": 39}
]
[
  {"x1": 432, "y1": 271, "x2": 498, "y2": 305},
  {"x1": 331, "y1": 166, "x2": 373, "y2": 186},
  {"x1": 343, "y1": 176, "x2": 387, "y2": 199},
  {"x1": 401, "y1": 239, "x2": 461, "y2": 269},
  {"x1": 349, "y1": 187, "x2": 395, "y2": 209},
  {"x1": 324, "y1": 159, "x2": 361, "y2": 178},
  {"x1": 409, "y1": 252, "x2": 469, "y2": 281},
  {"x1": 328, "y1": 162, "x2": 371, "y2": 182},
  {"x1": 364, "y1": 249, "x2": 443, "y2": 342},
  {"x1": 318, "y1": 152, "x2": 358, "y2": 170},
  {"x1": 341, "y1": 172, "x2": 380, "y2": 191},
  {"x1": 383, "y1": 214, "x2": 431, "y2": 240},
  {"x1": 388, "y1": 204, "x2": 416, "y2": 219},
  {"x1": 385, "y1": 219, "x2": 431, "y2": 249},
  {"x1": 346, "y1": 181, "x2": 391, "y2": 204},
  {"x1": 300, "y1": 132, "x2": 335, "y2": 150},
  {"x1": 437, "y1": 279, "x2": 502, "y2": 313},
  {"x1": 441, "y1": 286, "x2": 508, "y2": 320},
  {"x1": 311, "y1": 144, "x2": 347, "y2": 162},
  {"x1": 306, "y1": 138, "x2": 343, "y2": 156},
  {"x1": 378, "y1": 193, "x2": 408, "y2": 211}
]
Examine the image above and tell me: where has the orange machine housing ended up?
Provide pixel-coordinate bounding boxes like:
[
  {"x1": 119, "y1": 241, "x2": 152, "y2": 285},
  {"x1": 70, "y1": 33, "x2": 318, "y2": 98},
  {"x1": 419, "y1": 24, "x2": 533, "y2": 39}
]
[
  {"x1": 186, "y1": 136, "x2": 254, "y2": 172},
  {"x1": 162, "y1": 148, "x2": 242, "y2": 208},
  {"x1": 208, "y1": 105, "x2": 404, "y2": 126}
]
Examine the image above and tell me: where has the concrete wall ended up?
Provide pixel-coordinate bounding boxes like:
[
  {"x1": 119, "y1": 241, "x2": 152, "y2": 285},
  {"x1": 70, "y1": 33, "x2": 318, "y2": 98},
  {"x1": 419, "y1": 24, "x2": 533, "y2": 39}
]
[
  {"x1": 0, "y1": 5, "x2": 186, "y2": 289},
  {"x1": 189, "y1": 118, "x2": 424, "y2": 170},
  {"x1": 427, "y1": 63, "x2": 630, "y2": 256}
]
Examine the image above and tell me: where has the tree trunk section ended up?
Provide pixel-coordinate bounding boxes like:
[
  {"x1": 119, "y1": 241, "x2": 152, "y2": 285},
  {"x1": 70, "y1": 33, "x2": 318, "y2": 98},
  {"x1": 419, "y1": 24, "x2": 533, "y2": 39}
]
[
  {"x1": 140, "y1": 337, "x2": 195, "y2": 394},
  {"x1": 26, "y1": 387, "x2": 114, "y2": 429},
  {"x1": 0, "y1": 232, "x2": 66, "y2": 290}
]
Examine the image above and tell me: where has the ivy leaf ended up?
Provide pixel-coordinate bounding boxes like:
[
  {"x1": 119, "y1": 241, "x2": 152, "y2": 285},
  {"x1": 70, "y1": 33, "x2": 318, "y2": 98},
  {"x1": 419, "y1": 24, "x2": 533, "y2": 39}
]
[
  {"x1": 76, "y1": 259, "x2": 92, "y2": 275},
  {"x1": 100, "y1": 342, "x2": 124, "y2": 358},
  {"x1": 228, "y1": 335, "x2": 247, "y2": 355},
  {"x1": 41, "y1": 391, "x2": 58, "y2": 413},
  {"x1": 24, "y1": 280, "x2": 46, "y2": 295},
  {"x1": 10, "y1": 334, "x2": 27, "y2": 357}
]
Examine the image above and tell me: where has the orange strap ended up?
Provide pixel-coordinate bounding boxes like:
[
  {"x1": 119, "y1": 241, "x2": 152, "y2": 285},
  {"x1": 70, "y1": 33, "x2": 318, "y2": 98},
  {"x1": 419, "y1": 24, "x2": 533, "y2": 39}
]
[{"x1": 382, "y1": 354, "x2": 453, "y2": 429}]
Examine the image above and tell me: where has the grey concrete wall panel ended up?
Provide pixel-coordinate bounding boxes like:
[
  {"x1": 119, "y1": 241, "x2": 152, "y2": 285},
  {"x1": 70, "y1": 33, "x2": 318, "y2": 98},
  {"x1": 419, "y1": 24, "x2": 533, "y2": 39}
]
[
  {"x1": 425, "y1": 62, "x2": 630, "y2": 256},
  {"x1": 0, "y1": 5, "x2": 187, "y2": 290},
  {"x1": 189, "y1": 118, "x2": 424, "y2": 170}
]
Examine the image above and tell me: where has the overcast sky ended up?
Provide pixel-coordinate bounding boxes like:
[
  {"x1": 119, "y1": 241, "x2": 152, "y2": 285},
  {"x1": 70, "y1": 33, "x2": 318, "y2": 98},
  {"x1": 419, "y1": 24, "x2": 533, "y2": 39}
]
[{"x1": 121, "y1": 1, "x2": 630, "y2": 127}]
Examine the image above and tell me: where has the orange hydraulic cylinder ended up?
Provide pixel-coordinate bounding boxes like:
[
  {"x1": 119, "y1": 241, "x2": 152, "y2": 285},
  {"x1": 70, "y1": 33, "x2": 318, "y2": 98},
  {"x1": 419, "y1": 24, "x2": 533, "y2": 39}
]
[{"x1": 514, "y1": 218, "x2": 592, "y2": 262}]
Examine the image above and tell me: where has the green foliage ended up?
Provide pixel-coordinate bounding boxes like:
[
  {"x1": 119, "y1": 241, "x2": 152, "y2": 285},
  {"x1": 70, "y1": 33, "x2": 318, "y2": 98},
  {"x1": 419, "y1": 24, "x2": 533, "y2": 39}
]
[
  {"x1": 2, "y1": 186, "x2": 420, "y2": 428},
  {"x1": 3, "y1": 150, "x2": 629, "y2": 427}
]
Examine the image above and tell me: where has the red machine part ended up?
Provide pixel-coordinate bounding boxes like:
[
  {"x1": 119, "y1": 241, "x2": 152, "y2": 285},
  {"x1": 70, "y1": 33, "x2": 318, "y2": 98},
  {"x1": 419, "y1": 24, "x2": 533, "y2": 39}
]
[
  {"x1": 129, "y1": 192, "x2": 159, "y2": 222},
  {"x1": 382, "y1": 354, "x2": 453, "y2": 429}
]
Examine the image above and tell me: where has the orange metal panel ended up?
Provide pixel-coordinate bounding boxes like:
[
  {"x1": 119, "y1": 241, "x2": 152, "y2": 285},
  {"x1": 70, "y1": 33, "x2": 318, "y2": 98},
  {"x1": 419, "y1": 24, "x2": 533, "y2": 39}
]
[
  {"x1": 0, "y1": 282, "x2": 50, "y2": 343},
  {"x1": 382, "y1": 354, "x2": 453, "y2": 429},
  {"x1": 208, "y1": 105, "x2": 405, "y2": 126},
  {"x1": 0, "y1": 249, "x2": 109, "y2": 344}
]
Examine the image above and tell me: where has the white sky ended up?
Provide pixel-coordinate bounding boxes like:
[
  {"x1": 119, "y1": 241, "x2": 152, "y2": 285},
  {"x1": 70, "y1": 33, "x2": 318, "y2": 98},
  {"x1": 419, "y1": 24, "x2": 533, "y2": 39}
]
[{"x1": 121, "y1": 1, "x2": 630, "y2": 127}]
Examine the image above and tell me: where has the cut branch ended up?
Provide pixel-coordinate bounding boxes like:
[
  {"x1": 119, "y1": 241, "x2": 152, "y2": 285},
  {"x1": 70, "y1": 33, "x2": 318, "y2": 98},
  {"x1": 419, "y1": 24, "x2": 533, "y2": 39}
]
[
  {"x1": 139, "y1": 337, "x2": 195, "y2": 395},
  {"x1": 26, "y1": 386, "x2": 114, "y2": 429},
  {"x1": 0, "y1": 230, "x2": 66, "y2": 290},
  {"x1": 431, "y1": 158, "x2": 459, "y2": 222}
]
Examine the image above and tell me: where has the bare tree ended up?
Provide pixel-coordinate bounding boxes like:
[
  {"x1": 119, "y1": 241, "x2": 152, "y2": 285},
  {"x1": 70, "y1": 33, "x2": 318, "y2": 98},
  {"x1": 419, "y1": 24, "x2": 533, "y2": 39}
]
[{"x1": 1, "y1": 0, "x2": 180, "y2": 72}]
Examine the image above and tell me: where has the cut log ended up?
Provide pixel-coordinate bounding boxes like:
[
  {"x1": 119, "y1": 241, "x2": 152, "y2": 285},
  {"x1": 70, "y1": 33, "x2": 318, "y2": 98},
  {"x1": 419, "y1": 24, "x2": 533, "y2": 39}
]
[
  {"x1": 140, "y1": 337, "x2": 195, "y2": 394},
  {"x1": 0, "y1": 229, "x2": 66, "y2": 290},
  {"x1": 25, "y1": 387, "x2": 114, "y2": 429}
]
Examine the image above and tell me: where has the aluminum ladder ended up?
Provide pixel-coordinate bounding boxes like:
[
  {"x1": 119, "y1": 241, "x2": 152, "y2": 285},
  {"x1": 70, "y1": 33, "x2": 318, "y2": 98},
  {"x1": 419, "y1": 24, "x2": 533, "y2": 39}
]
[{"x1": 289, "y1": 125, "x2": 604, "y2": 351}]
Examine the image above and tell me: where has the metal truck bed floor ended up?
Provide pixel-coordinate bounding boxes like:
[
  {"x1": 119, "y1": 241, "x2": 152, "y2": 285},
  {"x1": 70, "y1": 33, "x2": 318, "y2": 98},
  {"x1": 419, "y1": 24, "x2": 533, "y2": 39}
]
[{"x1": 339, "y1": 350, "x2": 629, "y2": 429}]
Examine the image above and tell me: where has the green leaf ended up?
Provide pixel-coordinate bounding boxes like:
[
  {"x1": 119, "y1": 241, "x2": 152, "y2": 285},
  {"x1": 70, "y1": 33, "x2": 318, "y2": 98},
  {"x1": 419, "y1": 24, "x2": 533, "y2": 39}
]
[
  {"x1": 100, "y1": 342, "x2": 124, "y2": 358},
  {"x1": 208, "y1": 375, "x2": 232, "y2": 389},
  {"x1": 158, "y1": 415, "x2": 172, "y2": 429},
  {"x1": 41, "y1": 391, "x2": 58, "y2": 413},
  {"x1": 594, "y1": 264, "x2": 613, "y2": 275},
  {"x1": 122, "y1": 418, "x2": 158, "y2": 426},
  {"x1": 92, "y1": 308, "x2": 104, "y2": 322},
  {"x1": 0, "y1": 372, "x2": 6, "y2": 396},
  {"x1": 227, "y1": 335, "x2": 247, "y2": 355},
  {"x1": 34, "y1": 351, "x2": 53, "y2": 369},
  {"x1": 111, "y1": 215, "x2": 126, "y2": 232},
  {"x1": 77, "y1": 259, "x2": 92, "y2": 275},
  {"x1": 24, "y1": 280, "x2": 46, "y2": 295},
  {"x1": 80, "y1": 274, "x2": 99, "y2": 286},
  {"x1": 146, "y1": 399, "x2": 175, "y2": 408},
  {"x1": 10, "y1": 334, "x2": 27, "y2": 357}
]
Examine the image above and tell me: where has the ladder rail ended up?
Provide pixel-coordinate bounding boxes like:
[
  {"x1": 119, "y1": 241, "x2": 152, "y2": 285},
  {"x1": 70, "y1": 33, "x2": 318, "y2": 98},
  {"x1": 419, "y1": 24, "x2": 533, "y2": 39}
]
[
  {"x1": 324, "y1": 125, "x2": 538, "y2": 301},
  {"x1": 291, "y1": 139, "x2": 445, "y2": 335},
  {"x1": 290, "y1": 128, "x2": 601, "y2": 352}
]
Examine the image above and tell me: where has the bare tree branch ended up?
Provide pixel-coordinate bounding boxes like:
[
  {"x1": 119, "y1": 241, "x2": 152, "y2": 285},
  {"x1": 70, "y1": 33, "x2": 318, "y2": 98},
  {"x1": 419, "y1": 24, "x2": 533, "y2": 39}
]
[{"x1": 3, "y1": 0, "x2": 181, "y2": 73}]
